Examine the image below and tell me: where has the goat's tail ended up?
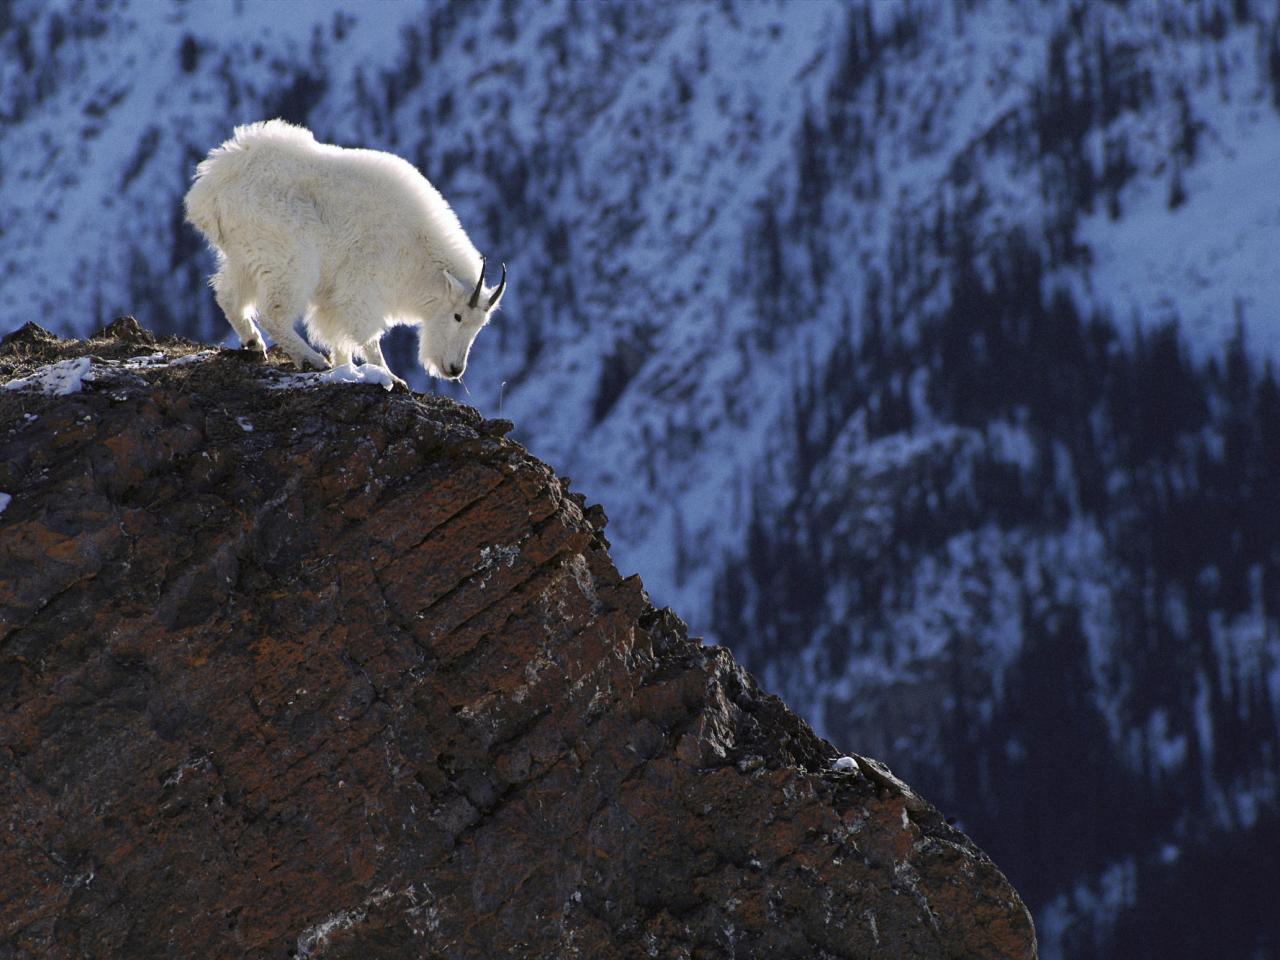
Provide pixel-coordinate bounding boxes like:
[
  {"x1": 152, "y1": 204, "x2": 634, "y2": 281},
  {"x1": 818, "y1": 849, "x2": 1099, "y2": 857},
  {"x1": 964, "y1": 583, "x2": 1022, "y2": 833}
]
[{"x1": 183, "y1": 149, "x2": 238, "y2": 250}]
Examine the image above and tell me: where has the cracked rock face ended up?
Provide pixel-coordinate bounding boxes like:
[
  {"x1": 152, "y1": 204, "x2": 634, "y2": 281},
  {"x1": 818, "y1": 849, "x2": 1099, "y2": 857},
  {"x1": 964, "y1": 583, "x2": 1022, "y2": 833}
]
[{"x1": 0, "y1": 322, "x2": 1036, "y2": 959}]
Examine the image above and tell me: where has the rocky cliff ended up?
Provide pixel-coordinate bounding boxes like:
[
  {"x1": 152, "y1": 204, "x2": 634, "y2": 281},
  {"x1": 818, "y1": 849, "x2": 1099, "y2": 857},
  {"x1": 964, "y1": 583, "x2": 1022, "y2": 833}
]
[{"x1": 0, "y1": 320, "x2": 1035, "y2": 960}]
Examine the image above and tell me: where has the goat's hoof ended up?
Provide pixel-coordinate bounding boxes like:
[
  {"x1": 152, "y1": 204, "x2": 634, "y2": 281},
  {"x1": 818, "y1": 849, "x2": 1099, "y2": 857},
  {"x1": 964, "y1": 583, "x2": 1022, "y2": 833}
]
[
  {"x1": 222, "y1": 345, "x2": 267, "y2": 362},
  {"x1": 293, "y1": 355, "x2": 329, "y2": 372}
]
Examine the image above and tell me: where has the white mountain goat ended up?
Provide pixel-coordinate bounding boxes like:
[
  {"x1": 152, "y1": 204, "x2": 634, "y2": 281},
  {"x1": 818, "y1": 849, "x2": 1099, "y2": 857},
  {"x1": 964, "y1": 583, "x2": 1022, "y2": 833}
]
[{"x1": 184, "y1": 119, "x2": 506, "y2": 386}]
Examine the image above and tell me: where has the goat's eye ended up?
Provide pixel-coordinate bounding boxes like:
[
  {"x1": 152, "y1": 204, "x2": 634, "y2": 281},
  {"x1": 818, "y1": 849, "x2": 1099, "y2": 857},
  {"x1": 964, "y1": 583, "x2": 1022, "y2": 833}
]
[{"x1": 453, "y1": 313, "x2": 462, "y2": 323}]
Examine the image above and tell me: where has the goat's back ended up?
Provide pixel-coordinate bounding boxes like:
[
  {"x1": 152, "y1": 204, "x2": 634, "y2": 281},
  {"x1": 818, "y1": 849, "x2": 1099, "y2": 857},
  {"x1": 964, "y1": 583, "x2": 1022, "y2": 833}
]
[{"x1": 185, "y1": 120, "x2": 478, "y2": 274}]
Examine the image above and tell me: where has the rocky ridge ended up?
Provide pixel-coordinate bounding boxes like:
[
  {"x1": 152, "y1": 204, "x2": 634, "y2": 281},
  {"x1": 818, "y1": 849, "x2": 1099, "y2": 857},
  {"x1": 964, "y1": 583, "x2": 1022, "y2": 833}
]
[{"x1": 0, "y1": 321, "x2": 1034, "y2": 959}]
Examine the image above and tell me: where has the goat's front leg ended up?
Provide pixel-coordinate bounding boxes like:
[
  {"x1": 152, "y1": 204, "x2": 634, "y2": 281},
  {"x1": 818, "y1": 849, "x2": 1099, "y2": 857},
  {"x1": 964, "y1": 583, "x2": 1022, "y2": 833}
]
[{"x1": 361, "y1": 336, "x2": 409, "y2": 391}]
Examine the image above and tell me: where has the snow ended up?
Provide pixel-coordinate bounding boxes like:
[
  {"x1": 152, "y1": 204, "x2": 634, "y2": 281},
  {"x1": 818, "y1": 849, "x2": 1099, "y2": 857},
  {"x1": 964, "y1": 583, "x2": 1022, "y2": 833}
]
[
  {"x1": 2, "y1": 357, "x2": 92, "y2": 396},
  {"x1": 319, "y1": 363, "x2": 397, "y2": 391},
  {"x1": 832, "y1": 756, "x2": 857, "y2": 772},
  {"x1": 168, "y1": 350, "x2": 217, "y2": 366},
  {"x1": 270, "y1": 363, "x2": 397, "y2": 391},
  {"x1": 1076, "y1": 28, "x2": 1280, "y2": 363},
  {"x1": 0, "y1": 352, "x2": 219, "y2": 394},
  {"x1": 0, "y1": 492, "x2": 10, "y2": 515},
  {"x1": 120, "y1": 352, "x2": 169, "y2": 368},
  {"x1": 985, "y1": 419, "x2": 1037, "y2": 472},
  {"x1": 1037, "y1": 858, "x2": 1139, "y2": 960},
  {"x1": 1144, "y1": 709, "x2": 1188, "y2": 777},
  {"x1": 236, "y1": 417, "x2": 254, "y2": 433}
]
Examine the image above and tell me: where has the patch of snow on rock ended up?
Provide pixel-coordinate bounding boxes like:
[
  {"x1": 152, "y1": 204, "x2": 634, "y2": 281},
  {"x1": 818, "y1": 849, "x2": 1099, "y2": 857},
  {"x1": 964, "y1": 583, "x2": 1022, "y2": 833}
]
[
  {"x1": 168, "y1": 350, "x2": 218, "y2": 366},
  {"x1": 120, "y1": 352, "x2": 169, "y2": 368},
  {"x1": 3, "y1": 356, "x2": 92, "y2": 396},
  {"x1": 319, "y1": 363, "x2": 396, "y2": 391},
  {"x1": 270, "y1": 363, "x2": 397, "y2": 392}
]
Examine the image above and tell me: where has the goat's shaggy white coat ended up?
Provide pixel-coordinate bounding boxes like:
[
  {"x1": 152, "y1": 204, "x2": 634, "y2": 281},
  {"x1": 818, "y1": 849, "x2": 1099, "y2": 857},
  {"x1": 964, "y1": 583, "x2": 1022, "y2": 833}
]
[{"x1": 184, "y1": 119, "x2": 504, "y2": 383}]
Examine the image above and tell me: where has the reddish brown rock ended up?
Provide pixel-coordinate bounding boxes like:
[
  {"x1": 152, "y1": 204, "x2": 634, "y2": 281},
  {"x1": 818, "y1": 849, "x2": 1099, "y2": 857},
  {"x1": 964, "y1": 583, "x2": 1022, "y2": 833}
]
[{"x1": 0, "y1": 326, "x2": 1037, "y2": 959}]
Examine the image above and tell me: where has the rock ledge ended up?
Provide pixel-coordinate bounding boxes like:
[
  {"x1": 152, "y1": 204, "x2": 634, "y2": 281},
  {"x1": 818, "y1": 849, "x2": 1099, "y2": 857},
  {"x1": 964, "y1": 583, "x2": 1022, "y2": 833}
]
[{"x1": 0, "y1": 324, "x2": 1036, "y2": 959}]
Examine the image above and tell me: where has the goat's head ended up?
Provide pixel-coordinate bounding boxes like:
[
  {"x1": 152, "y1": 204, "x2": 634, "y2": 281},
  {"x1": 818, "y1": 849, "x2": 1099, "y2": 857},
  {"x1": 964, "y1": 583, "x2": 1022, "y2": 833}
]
[{"x1": 420, "y1": 259, "x2": 507, "y2": 380}]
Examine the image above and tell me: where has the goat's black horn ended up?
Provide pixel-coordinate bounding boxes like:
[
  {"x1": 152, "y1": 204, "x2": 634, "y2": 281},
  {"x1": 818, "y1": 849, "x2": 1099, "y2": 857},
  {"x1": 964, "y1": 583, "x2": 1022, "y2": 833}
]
[
  {"x1": 469, "y1": 258, "x2": 487, "y2": 309},
  {"x1": 487, "y1": 262, "x2": 507, "y2": 309}
]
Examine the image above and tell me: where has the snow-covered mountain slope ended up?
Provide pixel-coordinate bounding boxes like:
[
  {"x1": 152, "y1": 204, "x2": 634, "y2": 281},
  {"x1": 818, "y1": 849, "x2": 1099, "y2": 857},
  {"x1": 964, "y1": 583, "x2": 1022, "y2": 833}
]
[
  {"x1": 3, "y1": 1, "x2": 1280, "y2": 957},
  {"x1": 4, "y1": 0, "x2": 1278, "y2": 622}
]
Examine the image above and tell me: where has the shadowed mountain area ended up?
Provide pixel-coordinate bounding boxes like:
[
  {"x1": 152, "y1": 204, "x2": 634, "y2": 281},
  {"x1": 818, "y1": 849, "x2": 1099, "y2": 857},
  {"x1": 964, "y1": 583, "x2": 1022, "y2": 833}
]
[{"x1": 0, "y1": 321, "x2": 1034, "y2": 959}]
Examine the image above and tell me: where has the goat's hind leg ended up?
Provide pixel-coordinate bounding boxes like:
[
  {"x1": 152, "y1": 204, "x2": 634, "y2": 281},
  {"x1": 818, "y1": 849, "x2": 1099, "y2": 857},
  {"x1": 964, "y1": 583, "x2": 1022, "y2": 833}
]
[
  {"x1": 255, "y1": 279, "x2": 329, "y2": 371},
  {"x1": 211, "y1": 262, "x2": 266, "y2": 355}
]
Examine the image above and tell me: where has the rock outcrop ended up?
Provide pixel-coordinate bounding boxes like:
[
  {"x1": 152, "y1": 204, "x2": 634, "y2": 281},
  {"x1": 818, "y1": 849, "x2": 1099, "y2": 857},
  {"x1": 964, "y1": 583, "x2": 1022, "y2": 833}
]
[{"x1": 0, "y1": 321, "x2": 1036, "y2": 959}]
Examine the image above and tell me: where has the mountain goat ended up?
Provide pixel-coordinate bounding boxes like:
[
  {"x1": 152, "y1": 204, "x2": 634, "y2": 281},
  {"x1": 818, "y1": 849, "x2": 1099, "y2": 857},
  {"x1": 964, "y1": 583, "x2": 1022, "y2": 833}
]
[{"x1": 184, "y1": 119, "x2": 506, "y2": 385}]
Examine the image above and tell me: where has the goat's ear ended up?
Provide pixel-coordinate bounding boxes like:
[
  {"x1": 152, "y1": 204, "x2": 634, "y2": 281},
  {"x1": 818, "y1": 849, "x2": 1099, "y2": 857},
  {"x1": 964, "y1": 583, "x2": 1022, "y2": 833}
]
[{"x1": 442, "y1": 269, "x2": 469, "y2": 299}]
